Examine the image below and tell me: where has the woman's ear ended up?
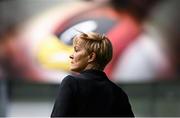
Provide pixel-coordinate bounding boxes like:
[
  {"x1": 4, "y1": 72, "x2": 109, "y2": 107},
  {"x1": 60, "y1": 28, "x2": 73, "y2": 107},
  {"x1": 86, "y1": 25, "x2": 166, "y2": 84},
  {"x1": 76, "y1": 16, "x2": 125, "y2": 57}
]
[{"x1": 88, "y1": 52, "x2": 96, "y2": 63}]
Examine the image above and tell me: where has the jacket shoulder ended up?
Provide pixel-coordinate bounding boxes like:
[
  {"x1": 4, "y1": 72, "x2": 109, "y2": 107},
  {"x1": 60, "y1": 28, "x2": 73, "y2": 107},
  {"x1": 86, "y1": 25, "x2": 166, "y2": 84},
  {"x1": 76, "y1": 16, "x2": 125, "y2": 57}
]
[
  {"x1": 60, "y1": 75, "x2": 79, "y2": 89},
  {"x1": 62, "y1": 75, "x2": 79, "y2": 82}
]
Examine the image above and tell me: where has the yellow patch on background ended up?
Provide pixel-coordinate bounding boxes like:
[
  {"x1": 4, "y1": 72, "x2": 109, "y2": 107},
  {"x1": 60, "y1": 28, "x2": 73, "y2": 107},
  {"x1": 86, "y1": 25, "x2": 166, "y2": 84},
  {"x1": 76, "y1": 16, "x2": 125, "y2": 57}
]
[{"x1": 37, "y1": 35, "x2": 73, "y2": 71}]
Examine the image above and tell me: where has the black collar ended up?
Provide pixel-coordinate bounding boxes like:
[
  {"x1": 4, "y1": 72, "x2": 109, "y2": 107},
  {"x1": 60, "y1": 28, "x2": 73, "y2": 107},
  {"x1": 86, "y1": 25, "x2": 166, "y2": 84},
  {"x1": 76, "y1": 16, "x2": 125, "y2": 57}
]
[{"x1": 79, "y1": 69, "x2": 109, "y2": 81}]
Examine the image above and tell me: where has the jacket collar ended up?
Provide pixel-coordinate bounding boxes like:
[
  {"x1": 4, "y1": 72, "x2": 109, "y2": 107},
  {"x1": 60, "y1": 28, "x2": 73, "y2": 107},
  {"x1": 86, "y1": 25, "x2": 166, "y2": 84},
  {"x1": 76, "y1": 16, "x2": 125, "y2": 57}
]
[{"x1": 79, "y1": 69, "x2": 109, "y2": 81}]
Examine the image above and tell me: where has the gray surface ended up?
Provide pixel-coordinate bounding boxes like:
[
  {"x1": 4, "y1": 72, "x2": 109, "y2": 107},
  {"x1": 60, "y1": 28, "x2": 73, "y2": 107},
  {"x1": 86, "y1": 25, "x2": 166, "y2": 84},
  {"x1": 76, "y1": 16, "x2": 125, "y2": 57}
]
[{"x1": 8, "y1": 101, "x2": 54, "y2": 117}]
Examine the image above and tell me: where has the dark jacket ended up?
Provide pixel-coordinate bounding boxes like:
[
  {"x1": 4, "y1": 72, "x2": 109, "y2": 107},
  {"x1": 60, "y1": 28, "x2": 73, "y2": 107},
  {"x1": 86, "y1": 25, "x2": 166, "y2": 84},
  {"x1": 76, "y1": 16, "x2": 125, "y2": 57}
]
[{"x1": 51, "y1": 69, "x2": 134, "y2": 117}]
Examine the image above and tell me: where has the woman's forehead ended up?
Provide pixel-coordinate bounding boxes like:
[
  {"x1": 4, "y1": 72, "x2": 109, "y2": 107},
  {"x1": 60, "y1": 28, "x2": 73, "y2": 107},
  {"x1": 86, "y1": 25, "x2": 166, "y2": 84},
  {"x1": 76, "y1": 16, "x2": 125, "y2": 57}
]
[{"x1": 73, "y1": 38, "x2": 85, "y2": 46}]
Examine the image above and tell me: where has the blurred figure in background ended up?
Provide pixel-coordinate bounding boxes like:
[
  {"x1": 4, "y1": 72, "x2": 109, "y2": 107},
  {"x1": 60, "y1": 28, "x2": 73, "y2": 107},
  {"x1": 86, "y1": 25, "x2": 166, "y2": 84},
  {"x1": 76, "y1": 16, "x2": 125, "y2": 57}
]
[
  {"x1": 0, "y1": 28, "x2": 9, "y2": 117},
  {"x1": 112, "y1": 0, "x2": 180, "y2": 82},
  {"x1": 0, "y1": 21, "x2": 44, "y2": 117},
  {"x1": 0, "y1": 1, "x2": 19, "y2": 115},
  {"x1": 0, "y1": 1, "x2": 20, "y2": 116},
  {"x1": 0, "y1": 24, "x2": 24, "y2": 116}
]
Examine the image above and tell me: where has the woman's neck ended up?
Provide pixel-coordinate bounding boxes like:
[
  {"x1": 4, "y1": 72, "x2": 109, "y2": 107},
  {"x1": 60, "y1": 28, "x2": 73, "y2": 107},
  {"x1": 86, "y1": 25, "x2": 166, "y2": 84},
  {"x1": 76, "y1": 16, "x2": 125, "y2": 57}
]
[{"x1": 84, "y1": 64, "x2": 103, "y2": 71}]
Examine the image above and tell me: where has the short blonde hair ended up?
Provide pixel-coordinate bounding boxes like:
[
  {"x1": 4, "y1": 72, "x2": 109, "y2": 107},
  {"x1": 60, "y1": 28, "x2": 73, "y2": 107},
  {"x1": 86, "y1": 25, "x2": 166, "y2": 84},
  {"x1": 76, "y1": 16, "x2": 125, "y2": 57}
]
[{"x1": 73, "y1": 32, "x2": 113, "y2": 69}]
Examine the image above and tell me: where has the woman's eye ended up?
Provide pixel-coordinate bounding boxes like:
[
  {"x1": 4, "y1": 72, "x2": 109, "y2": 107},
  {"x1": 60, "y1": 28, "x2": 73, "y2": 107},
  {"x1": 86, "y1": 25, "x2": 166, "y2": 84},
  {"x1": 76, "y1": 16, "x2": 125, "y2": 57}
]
[{"x1": 74, "y1": 48, "x2": 78, "y2": 52}]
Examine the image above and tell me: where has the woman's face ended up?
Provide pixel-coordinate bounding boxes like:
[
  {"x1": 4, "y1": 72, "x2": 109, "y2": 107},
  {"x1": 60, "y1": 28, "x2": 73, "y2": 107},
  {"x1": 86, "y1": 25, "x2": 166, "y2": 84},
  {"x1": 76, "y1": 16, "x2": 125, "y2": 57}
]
[{"x1": 69, "y1": 40, "x2": 89, "y2": 72}]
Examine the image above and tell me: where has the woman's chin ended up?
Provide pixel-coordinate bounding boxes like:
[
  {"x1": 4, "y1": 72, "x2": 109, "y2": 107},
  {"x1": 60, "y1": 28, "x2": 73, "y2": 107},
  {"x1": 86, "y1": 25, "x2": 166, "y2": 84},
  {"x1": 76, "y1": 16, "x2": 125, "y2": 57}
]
[
  {"x1": 70, "y1": 67, "x2": 78, "y2": 72},
  {"x1": 70, "y1": 67, "x2": 83, "y2": 73}
]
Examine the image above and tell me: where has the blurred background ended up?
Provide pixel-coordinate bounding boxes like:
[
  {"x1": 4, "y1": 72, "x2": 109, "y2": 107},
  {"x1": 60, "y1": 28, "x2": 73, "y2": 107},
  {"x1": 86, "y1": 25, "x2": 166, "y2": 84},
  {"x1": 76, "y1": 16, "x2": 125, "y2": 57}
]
[{"x1": 0, "y1": 0, "x2": 180, "y2": 117}]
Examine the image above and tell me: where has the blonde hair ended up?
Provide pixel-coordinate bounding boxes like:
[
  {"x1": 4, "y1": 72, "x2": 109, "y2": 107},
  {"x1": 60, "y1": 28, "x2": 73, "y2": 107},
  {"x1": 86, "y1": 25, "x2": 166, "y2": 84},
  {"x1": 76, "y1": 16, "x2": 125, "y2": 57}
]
[{"x1": 73, "y1": 32, "x2": 113, "y2": 69}]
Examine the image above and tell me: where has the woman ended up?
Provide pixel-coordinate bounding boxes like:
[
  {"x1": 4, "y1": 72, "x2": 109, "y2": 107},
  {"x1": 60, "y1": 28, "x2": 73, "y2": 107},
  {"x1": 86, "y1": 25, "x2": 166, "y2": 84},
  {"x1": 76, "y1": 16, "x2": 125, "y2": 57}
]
[{"x1": 51, "y1": 32, "x2": 134, "y2": 117}]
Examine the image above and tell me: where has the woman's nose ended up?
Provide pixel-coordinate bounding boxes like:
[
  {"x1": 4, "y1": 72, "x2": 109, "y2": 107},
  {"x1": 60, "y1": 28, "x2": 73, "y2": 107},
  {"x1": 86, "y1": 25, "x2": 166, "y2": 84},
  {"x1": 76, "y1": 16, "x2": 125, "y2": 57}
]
[{"x1": 69, "y1": 54, "x2": 73, "y2": 59}]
